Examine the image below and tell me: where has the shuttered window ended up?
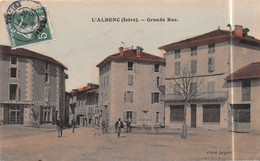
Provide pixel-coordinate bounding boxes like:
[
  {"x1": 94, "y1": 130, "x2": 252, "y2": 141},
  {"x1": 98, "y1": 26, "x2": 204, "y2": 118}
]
[
  {"x1": 242, "y1": 80, "x2": 251, "y2": 101},
  {"x1": 124, "y1": 91, "x2": 133, "y2": 103},
  {"x1": 203, "y1": 104, "x2": 220, "y2": 122},
  {"x1": 170, "y1": 105, "x2": 184, "y2": 121},
  {"x1": 128, "y1": 75, "x2": 134, "y2": 85},
  {"x1": 208, "y1": 57, "x2": 215, "y2": 73},
  {"x1": 191, "y1": 60, "x2": 197, "y2": 73},
  {"x1": 175, "y1": 62, "x2": 180, "y2": 74}
]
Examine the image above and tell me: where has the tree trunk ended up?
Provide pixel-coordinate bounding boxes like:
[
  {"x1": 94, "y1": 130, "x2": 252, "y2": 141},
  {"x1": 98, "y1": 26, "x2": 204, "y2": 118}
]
[{"x1": 181, "y1": 101, "x2": 188, "y2": 139}]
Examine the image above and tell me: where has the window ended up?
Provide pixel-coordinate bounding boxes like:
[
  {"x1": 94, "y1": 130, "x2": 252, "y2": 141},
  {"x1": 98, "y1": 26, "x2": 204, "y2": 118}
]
[
  {"x1": 156, "y1": 112, "x2": 159, "y2": 123},
  {"x1": 191, "y1": 46, "x2": 197, "y2": 56},
  {"x1": 154, "y1": 64, "x2": 159, "y2": 72},
  {"x1": 156, "y1": 77, "x2": 160, "y2": 86},
  {"x1": 124, "y1": 91, "x2": 133, "y2": 103},
  {"x1": 208, "y1": 57, "x2": 215, "y2": 73},
  {"x1": 191, "y1": 60, "x2": 197, "y2": 73},
  {"x1": 128, "y1": 62, "x2": 133, "y2": 70},
  {"x1": 151, "y1": 92, "x2": 159, "y2": 103},
  {"x1": 208, "y1": 44, "x2": 215, "y2": 53},
  {"x1": 123, "y1": 111, "x2": 137, "y2": 123},
  {"x1": 191, "y1": 83, "x2": 197, "y2": 94},
  {"x1": 203, "y1": 104, "x2": 220, "y2": 122},
  {"x1": 11, "y1": 57, "x2": 17, "y2": 65},
  {"x1": 45, "y1": 62, "x2": 49, "y2": 71},
  {"x1": 175, "y1": 62, "x2": 180, "y2": 74},
  {"x1": 44, "y1": 73, "x2": 49, "y2": 83},
  {"x1": 170, "y1": 105, "x2": 184, "y2": 121},
  {"x1": 9, "y1": 84, "x2": 18, "y2": 100},
  {"x1": 44, "y1": 87, "x2": 50, "y2": 102},
  {"x1": 9, "y1": 105, "x2": 20, "y2": 123},
  {"x1": 11, "y1": 67, "x2": 17, "y2": 78},
  {"x1": 174, "y1": 84, "x2": 180, "y2": 94},
  {"x1": 207, "y1": 82, "x2": 215, "y2": 93},
  {"x1": 42, "y1": 107, "x2": 51, "y2": 123},
  {"x1": 128, "y1": 75, "x2": 134, "y2": 85},
  {"x1": 242, "y1": 80, "x2": 251, "y2": 101},
  {"x1": 175, "y1": 49, "x2": 181, "y2": 58}
]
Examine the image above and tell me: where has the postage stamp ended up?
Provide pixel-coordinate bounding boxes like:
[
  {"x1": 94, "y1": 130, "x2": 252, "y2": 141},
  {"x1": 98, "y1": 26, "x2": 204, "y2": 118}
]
[{"x1": 4, "y1": 0, "x2": 52, "y2": 49}]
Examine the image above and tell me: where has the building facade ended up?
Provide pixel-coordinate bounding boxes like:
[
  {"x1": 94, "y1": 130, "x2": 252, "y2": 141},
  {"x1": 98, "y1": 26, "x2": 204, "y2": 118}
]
[
  {"x1": 69, "y1": 83, "x2": 99, "y2": 127},
  {"x1": 159, "y1": 25, "x2": 260, "y2": 132},
  {"x1": 96, "y1": 47, "x2": 165, "y2": 128},
  {"x1": 225, "y1": 62, "x2": 260, "y2": 132},
  {"x1": 0, "y1": 45, "x2": 68, "y2": 125}
]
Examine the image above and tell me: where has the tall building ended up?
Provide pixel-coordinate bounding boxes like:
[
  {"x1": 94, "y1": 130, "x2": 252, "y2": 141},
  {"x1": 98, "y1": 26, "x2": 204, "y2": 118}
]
[
  {"x1": 0, "y1": 45, "x2": 68, "y2": 125},
  {"x1": 159, "y1": 25, "x2": 260, "y2": 132},
  {"x1": 96, "y1": 46, "x2": 165, "y2": 127},
  {"x1": 69, "y1": 83, "x2": 99, "y2": 127}
]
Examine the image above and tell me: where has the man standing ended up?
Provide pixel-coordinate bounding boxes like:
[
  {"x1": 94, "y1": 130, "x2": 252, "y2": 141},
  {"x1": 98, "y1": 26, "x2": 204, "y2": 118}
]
[
  {"x1": 56, "y1": 118, "x2": 61, "y2": 138},
  {"x1": 72, "y1": 118, "x2": 76, "y2": 133},
  {"x1": 115, "y1": 118, "x2": 124, "y2": 138},
  {"x1": 101, "y1": 121, "x2": 106, "y2": 134}
]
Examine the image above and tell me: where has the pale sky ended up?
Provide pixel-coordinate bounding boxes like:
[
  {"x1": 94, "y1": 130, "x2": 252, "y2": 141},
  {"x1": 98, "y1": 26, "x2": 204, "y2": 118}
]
[{"x1": 0, "y1": 0, "x2": 260, "y2": 91}]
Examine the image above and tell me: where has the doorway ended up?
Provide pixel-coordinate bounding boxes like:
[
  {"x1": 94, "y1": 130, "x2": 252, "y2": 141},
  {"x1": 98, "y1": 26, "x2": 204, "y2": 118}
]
[{"x1": 191, "y1": 104, "x2": 196, "y2": 128}]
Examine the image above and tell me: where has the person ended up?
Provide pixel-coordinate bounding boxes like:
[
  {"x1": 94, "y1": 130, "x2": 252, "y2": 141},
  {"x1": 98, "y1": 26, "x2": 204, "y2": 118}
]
[
  {"x1": 59, "y1": 119, "x2": 64, "y2": 137},
  {"x1": 125, "y1": 118, "x2": 132, "y2": 133},
  {"x1": 72, "y1": 118, "x2": 76, "y2": 133},
  {"x1": 101, "y1": 121, "x2": 106, "y2": 134},
  {"x1": 56, "y1": 118, "x2": 61, "y2": 138},
  {"x1": 115, "y1": 118, "x2": 124, "y2": 138}
]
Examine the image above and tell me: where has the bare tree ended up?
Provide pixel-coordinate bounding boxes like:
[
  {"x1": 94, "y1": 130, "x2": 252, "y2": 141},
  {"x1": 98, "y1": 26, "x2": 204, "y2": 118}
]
[{"x1": 167, "y1": 64, "x2": 204, "y2": 139}]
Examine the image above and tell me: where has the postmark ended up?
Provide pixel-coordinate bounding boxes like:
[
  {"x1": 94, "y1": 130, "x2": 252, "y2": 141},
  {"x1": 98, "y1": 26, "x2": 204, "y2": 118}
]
[{"x1": 5, "y1": 0, "x2": 52, "y2": 49}]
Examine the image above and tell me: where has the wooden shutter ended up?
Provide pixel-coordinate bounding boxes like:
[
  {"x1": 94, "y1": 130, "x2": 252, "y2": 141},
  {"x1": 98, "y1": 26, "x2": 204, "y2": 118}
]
[
  {"x1": 151, "y1": 93, "x2": 154, "y2": 104},
  {"x1": 211, "y1": 57, "x2": 215, "y2": 72},
  {"x1": 130, "y1": 91, "x2": 133, "y2": 103},
  {"x1": 124, "y1": 92, "x2": 126, "y2": 102},
  {"x1": 133, "y1": 112, "x2": 137, "y2": 124},
  {"x1": 123, "y1": 112, "x2": 127, "y2": 121}
]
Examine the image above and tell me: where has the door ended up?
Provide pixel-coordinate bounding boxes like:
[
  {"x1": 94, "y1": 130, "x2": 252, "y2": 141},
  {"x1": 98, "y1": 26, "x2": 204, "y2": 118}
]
[
  {"x1": 191, "y1": 104, "x2": 196, "y2": 128},
  {"x1": 9, "y1": 105, "x2": 21, "y2": 124}
]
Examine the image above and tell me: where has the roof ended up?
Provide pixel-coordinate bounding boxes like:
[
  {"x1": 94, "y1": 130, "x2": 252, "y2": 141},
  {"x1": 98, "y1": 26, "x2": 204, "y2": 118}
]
[
  {"x1": 70, "y1": 83, "x2": 99, "y2": 94},
  {"x1": 0, "y1": 45, "x2": 68, "y2": 70},
  {"x1": 159, "y1": 29, "x2": 260, "y2": 52},
  {"x1": 225, "y1": 62, "x2": 260, "y2": 81},
  {"x1": 96, "y1": 49, "x2": 165, "y2": 67}
]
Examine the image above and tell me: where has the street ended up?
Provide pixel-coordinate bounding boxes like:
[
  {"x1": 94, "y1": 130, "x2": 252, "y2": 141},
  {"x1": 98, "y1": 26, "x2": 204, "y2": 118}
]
[{"x1": 0, "y1": 125, "x2": 259, "y2": 161}]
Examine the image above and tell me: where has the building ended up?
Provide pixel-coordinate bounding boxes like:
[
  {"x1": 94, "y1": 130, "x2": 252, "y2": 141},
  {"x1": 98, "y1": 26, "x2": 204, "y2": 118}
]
[
  {"x1": 0, "y1": 45, "x2": 68, "y2": 125},
  {"x1": 96, "y1": 46, "x2": 165, "y2": 128},
  {"x1": 159, "y1": 25, "x2": 260, "y2": 131},
  {"x1": 225, "y1": 62, "x2": 260, "y2": 132},
  {"x1": 69, "y1": 83, "x2": 99, "y2": 127}
]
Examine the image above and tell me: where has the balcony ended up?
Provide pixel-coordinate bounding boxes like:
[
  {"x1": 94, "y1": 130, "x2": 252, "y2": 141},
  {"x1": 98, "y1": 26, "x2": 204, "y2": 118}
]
[{"x1": 164, "y1": 91, "x2": 228, "y2": 102}]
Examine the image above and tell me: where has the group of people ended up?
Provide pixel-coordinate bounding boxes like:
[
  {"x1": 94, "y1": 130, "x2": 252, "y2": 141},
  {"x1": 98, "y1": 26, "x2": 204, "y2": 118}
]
[
  {"x1": 56, "y1": 117, "x2": 132, "y2": 138},
  {"x1": 115, "y1": 118, "x2": 132, "y2": 138}
]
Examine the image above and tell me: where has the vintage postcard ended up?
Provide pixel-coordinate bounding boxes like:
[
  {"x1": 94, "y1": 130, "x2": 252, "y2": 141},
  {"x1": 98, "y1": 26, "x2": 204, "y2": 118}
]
[{"x1": 0, "y1": 0, "x2": 260, "y2": 161}]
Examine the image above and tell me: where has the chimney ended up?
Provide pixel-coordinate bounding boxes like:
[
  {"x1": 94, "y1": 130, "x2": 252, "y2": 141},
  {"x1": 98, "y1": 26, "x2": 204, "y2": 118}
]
[
  {"x1": 119, "y1": 46, "x2": 124, "y2": 56},
  {"x1": 234, "y1": 25, "x2": 243, "y2": 37},
  {"x1": 136, "y1": 46, "x2": 143, "y2": 58}
]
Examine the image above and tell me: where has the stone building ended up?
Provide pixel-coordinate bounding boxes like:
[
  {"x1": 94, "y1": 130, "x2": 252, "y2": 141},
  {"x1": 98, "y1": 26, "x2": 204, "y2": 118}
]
[
  {"x1": 225, "y1": 62, "x2": 260, "y2": 132},
  {"x1": 69, "y1": 83, "x2": 99, "y2": 127},
  {"x1": 0, "y1": 45, "x2": 68, "y2": 125},
  {"x1": 159, "y1": 25, "x2": 260, "y2": 131},
  {"x1": 96, "y1": 46, "x2": 165, "y2": 128}
]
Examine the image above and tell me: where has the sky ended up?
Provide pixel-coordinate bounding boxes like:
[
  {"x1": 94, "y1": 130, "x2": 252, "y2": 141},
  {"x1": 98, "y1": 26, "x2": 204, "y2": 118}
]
[{"x1": 0, "y1": 0, "x2": 260, "y2": 91}]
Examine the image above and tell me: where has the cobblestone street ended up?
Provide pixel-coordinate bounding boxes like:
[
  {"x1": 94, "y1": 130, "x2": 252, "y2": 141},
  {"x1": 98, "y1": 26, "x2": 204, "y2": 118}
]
[{"x1": 0, "y1": 125, "x2": 260, "y2": 161}]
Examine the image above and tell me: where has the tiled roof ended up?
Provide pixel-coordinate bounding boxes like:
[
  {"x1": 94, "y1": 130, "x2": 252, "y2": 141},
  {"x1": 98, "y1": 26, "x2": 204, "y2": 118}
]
[
  {"x1": 96, "y1": 49, "x2": 165, "y2": 67},
  {"x1": 0, "y1": 45, "x2": 68, "y2": 70},
  {"x1": 70, "y1": 83, "x2": 99, "y2": 94},
  {"x1": 226, "y1": 62, "x2": 260, "y2": 81},
  {"x1": 159, "y1": 29, "x2": 260, "y2": 52}
]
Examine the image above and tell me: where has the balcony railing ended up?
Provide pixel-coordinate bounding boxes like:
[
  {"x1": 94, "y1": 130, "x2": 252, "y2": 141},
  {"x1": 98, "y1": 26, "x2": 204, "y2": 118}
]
[{"x1": 164, "y1": 91, "x2": 228, "y2": 102}]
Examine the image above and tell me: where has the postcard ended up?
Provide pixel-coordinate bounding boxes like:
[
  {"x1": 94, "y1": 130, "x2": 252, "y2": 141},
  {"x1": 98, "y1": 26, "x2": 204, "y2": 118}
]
[{"x1": 0, "y1": 0, "x2": 260, "y2": 160}]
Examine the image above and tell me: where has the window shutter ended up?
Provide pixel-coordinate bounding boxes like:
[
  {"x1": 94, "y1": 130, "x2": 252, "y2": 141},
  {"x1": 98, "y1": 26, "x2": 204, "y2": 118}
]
[
  {"x1": 133, "y1": 112, "x2": 137, "y2": 123},
  {"x1": 123, "y1": 112, "x2": 127, "y2": 121},
  {"x1": 130, "y1": 91, "x2": 133, "y2": 103},
  {"x1": 160, "y1": 65, "x2": 162, "y2": 73},
  {"x1": 211, "y1": 57, "x2": 215, "y2": 72},
  {"x1": 151, "y1": 93, "x2": 154, "y2": 104},
  {"x1": 124, "y1": 92, "x2": 126, "y2": 102},
  {"x1": 8, "y1": 68, "x2": 10, "y2": 77},
  {"x1": 18, "y1": 68, "x2": 21, "y2": 78}
]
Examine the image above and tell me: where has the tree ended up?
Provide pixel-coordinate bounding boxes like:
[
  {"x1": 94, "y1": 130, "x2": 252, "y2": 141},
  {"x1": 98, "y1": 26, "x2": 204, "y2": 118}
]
[{"x1": 167, "y1": 64, "x2": 204, "y2": 139}]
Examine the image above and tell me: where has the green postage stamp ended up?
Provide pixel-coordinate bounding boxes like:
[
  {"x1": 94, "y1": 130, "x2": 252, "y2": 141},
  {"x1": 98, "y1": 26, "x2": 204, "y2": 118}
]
[{"x1": 5, "y1": 0, "x2": 52, "y2": 49}]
